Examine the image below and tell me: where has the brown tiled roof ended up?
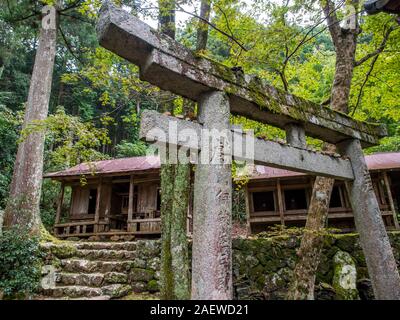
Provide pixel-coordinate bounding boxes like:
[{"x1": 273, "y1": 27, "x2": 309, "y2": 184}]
[
  {"x1": 250, "y1": 152, "x2": 400, "y2": 180},
  {"x1": 44, "y1": 156, "x2": 160, "y2": 178},
  {"x1": 364, "y1": 152, "x2": 400, "y2": 171},
  {"x1": 44, "y1": 152, "x2": 400, "y2": 180}
]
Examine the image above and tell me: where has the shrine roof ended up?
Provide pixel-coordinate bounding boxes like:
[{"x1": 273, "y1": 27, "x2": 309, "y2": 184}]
[
  {"x1": 44, "y1": 156, "x2": 160, "y2": 179},
  {"x1": 45, "y1": 152, "x2": 400, "y2": 180},
  {"x1": 251, "y1": 152, "x2": 400, "y2": 180}
]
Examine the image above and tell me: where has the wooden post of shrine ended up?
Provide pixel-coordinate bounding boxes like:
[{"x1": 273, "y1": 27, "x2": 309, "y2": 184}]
[
  {"x1": 94, "y1": 179, "x2": 102, "y2": 233},
  {"x1": 191, "y1": 91, "x2": 233, "y2": 300},
  {"x1": 383, "y1": 172, "x2": 400, "y2": 229},
  {"x1": 54, "y1": 181, "x2": 65, "y2": 233},
  {"x1": 244, "y1": 185, "x2": 252, "y2": 235},
  {"x1": 276, "y1": 179, "x2": 285, "y2": 226},
  {"x1": 338, "y1": 139, "x2": 400, "y2": 299},
  {"x1": 128, "y1": 175, "x2": 134, "y2": 232}
]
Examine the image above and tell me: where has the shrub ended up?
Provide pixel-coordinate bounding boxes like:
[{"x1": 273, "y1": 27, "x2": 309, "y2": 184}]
[
  {"x1": 0, "y1": 227, "x2": 43, "y2": 299},
  {"x1": 115, "y1": 140, "x2": 147, "y2": 158},
  {"x1": 232, "y1": 188, "x2": 246, "y2": 223}
]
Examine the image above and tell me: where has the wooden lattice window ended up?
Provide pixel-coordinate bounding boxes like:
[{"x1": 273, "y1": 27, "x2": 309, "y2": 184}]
[
  {"x1": 122, "y1": 195, "x2": 129, "y2": 209},
  {"x1": 284, "y1": 188, "x2": 307, "y2": 211},
  {"x1": 329, "y1": 186, "x2": 343, "y2": 208},
  {"x1": 88, "y1": 189, "x2": 97, "y2": 214},
  {"x1": 252, "y1": 191, "x2": 275, "y2": 212}
]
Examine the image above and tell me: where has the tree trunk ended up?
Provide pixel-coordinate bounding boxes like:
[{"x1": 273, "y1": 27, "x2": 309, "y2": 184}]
[
  {"x1": 158, "y1": 0, "x2": 191, "y2": 299},
  {"x1": 160, "y1": 163, "x2": 175, "y2": 299},
  {"x1": 171, "y1": 162, "x2": 191, "y2": 299},
  {"x1": 289, "y1": 0, "x2": 400, "y2": 300},
  {"x1": 196, "y1": 0, "x2": 211, "y2": 51},
  {"x1": 288, "y1": 0, "x2": 358, "y2": 299},
  {"x1": 158, "y1": 0, "x2": 176, "y2": 39},
  {"x1": 287, "y1": 174, "x2": 335, "y2": 299},
  {"x1": 3, "y1": 6, "x2": 58, "y2": 235}
]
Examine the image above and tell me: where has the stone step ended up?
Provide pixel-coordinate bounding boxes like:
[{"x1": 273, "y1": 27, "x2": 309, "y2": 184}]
[
  {"x1": 42, "y1": 286, "x2": 103, "y2": 298},
  {"x1": 56, "y1": 272, "x2": 128, "y2": 287},
  {"x1": 43, "y1": 295, "x2": 112, "y2": 300},
  {"x1": 42, "y1": 284, "x2": 131, "y2": 299},
  {"x1": 60, "y1": 259, "x2": 134, "y2": 273},
  {"x1": 73, "y1": 242, "x2": 137, "y2": 251},
  {"x1": 76, "y1": 249, "x2": 136, "y2": 261},
  {"x1": 101, "y1": 284, "x2": 132, "y2": 298}
]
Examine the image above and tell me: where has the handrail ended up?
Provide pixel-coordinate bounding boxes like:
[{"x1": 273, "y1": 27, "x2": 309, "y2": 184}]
[
  {"x1": 129, "y1": 218, "x2": 161, "y2": 223},
  {"x1": 55, "y1": 221, "x2": 108, "y2": 227}
]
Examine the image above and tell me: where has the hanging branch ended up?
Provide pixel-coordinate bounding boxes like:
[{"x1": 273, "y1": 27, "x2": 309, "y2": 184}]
[
  {"x1": 58, "y1": 25, "x2": 84, "y2": 65},
  {"x1": 213, "y1": 3, "x2": 237, "y2": 46},
  {"x1": 59, "y1": 12, "x2": 94, "y2": 25},
  {"x1": 351, "y1": 54, "x2": 379, "y2": 117},
  {"x1": 355, "y1": 25, "x2": 397, "y2": 66},
  {"x1": 59, "y1": 0, "x2": 84, "y2": 13},
  {"x1": 275, "y1": 0, "x2": 346, "y2": 91},
  {"x1": 166, "y1": 2, "x2": 249, "y2": 51},
  {"x1": 177, "y1": 8, "x2": 247, "y2": 50},
  {"x1": 5, "y1": 0, "x2": 84, "y2": 24},
  {"x1": 351, "y1": 24, "x2": 398, "y2": 116},
  {"x1": 6, "y1": 11, "x2": 41, "y2": 23}
]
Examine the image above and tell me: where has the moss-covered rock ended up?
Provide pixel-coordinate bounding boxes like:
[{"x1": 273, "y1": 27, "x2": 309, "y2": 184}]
[
  {"x1": 244, "y1": 254, "x2": 259, "y2": 269},
  {"x1": 335, "y1": 234, "x2": 357, "y2": 253},
  {"x1": 102, "y1": 284, "x2": 131, "y2": 298},
  {"x1": 130, "y1": 268, "x2": 155, "y2": 282},
  {"x1": 147, "y1": 279, "x2": 159, "y2": 292},
  {"x1": 147, "y1": 257, "x2": 160, "y2": 271},
  {"x1": 315, "y1": 282, "x2": 336, "y2": 300},
  {"x1": 132, "y1": 281, "x2": 147, "y2": 293},
  {"x1": 132, "y1": 258, "x2": 147, "y2": 269},
  {"x1": 49, "y1": 243, "x2": 78, "y2": 259},
  {"x1": 104, "y1": 272, "x2": 128, "y2": 284},
  {"x1": 332, "y1": 251, "x2": 359, "y2": 300}
]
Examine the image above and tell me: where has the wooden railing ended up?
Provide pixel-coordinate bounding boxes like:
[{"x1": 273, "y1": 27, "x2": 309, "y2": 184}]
[
  {"x1": 128, "y1": 217, "x2": 161, "y2": 233},
  {"x1": 53, "y1": 211, "x2": 162, "y2": 238},
  {"x1": 54, "y1": 220, "x2": 109, "y2": 237},
  {"x1": 128, "y1": 211, "x2": 161, "y2": 234},
  {"x1": 249, "y1": 209, "x2": 396, "y2": 225}
]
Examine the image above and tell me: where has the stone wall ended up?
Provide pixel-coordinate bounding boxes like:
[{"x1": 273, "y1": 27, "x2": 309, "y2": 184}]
[
  {"x1": 127, "y1": 240, "x2": 161, "y2": 293},
  {"x1": 42, "y1": 232, "x2": 400, "y2": 299},
  {"x1": 232, "y1": 232, "x2": 399, "y2": 300}
]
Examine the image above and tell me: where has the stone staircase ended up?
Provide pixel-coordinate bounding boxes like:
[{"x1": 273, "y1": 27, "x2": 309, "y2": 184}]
[{"x1": 39, "y1": 241, "x2": 160, "y2": 300}]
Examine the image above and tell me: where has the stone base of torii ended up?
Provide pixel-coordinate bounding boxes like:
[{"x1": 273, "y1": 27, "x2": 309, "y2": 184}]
[{"x1": 97, "y1": 2, "x2": 400, "y2": 300}]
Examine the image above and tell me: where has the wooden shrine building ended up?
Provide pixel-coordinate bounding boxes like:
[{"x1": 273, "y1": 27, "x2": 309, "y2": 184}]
[
  {"x1": 45, "y1": 156, "x2": 193, "y2": 239},
  {"x1": 46, "y1": 152, "x2": 400, "y2": 239},
  {"x1": 245, "y1": 152, "x2": 400, "y2": 233}
]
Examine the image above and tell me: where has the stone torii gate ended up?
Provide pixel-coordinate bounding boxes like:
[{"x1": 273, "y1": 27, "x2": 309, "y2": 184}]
[{"x1": 97, "y1": 2, "x2": 400, "y2": 300}]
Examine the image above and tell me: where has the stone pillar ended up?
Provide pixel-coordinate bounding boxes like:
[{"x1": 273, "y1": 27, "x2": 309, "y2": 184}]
[
  {"x1": 191, "y1": 91, "x2": 233, "y2": 300},
  {"x1": 285, "y1": 123, "x2": 306, "y2": 148},
  {"x1": 338, "y1": 138, "x2": 400, "y2": 299}
]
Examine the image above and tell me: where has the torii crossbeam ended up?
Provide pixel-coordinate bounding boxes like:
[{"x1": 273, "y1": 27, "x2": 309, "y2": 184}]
[{"x1": 97, "y1": 2, "x2": 400, "y2": 300}]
